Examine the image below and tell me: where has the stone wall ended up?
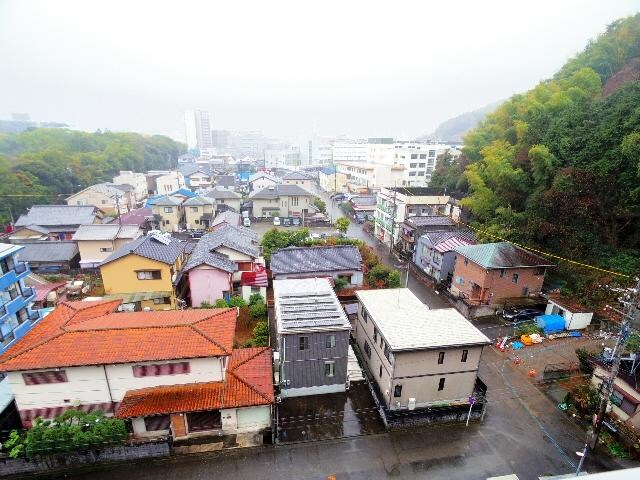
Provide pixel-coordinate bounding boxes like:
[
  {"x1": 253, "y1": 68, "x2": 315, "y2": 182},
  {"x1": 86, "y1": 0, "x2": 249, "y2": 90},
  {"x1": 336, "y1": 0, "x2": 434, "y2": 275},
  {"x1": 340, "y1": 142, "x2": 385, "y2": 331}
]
[{"x1": 0, "y1": 441, "x2": 169, "y2": 477}]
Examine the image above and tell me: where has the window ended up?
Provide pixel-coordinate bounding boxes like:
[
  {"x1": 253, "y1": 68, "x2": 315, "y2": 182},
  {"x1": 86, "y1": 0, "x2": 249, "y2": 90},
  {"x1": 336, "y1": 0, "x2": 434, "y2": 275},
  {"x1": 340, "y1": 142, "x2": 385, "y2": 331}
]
[
  {"x1": 411, "y1": 154, "x2": 418, "y2": 159},
  {"x1": 499, "y1": 268, "x2": 506, "y2": 278},
  {"x1": 512, "y1": 273, "x2": 519, "y2": 284},
  {"x1": 191, "y1": 207, "x2": 198, "y2": 212},
  {"x1": 418, "y1": 163, "x2": 426, "y2": 168},
  {"x1": 379, "y1": 365, "x2": 383, "y2": 377},
  {"x1": 144, "y1": 415, "x2": 171, "y2": 432},
  {"x1": 164, "y1": 207, "x2": 173, "y2": 213},
  {"x1": 438, "y1": 378, "x2": 446, "y2": 391},
  {"x1": 324, "y1": 361, "x2": 335, "y2": 377},
  {"x1": 419, "y1": 154, "x2": 427, "y2": 159},
  {"x1": 16, "y1": 308, "x2": 28, "y2": 324},
  {"x1": 132, "y1": 362, "x2": 190, "y2": 377},
  {"x1": 361, "y1": 306, "x2": 368, "y2": 323},
  {"x1": 364, "y1": 340, "x2": 371, "y2": 358},
  {"x1": 299, "y1": 336, "x2": 310, "y2": 351},
  {"x1": 291, "y1": 196, "x2": 299, "y2": 206},
  {"x1": 464, "y1": 258, "x2": 469, "y2": 266},
  {"x1": 99, "y1": 247, "x2": 113, "y2": 252},
  {"x1": 153, "y1": 297, "x2": 171, "y2": 305},
  {"x1": 326, "y1": 334, "x2": 336, "y2": 349},
  {"x1": 373, "y1": 327, "x2": 378, "y2": 342},
  {"x1": 534, "y1": 267, "x2": 546, "y2": 276},
  {"x1": 461, "y1": 349, "x2": 468, "y2": 362},
  {"x1": 409, "y1": 163, "x2": 417, "y2": 168},
  {"x1": 438, "y1": 351, "x2": 445, "y2": 364},
  {"x1": 409, "y1": 172, "x2": 416, "y2": 176},
  {"x1": 137, "y1": 270, "x2": 161, "y2": 280},
  {"x1": 394, "y1": 384, "x2": 402, "y2": 397},
  {"x1": 195, "y1": 220, "x2": 200, "y2": 224},
  {"x1": 23, "y1": 370, "x2": 68, "y2": 385}
]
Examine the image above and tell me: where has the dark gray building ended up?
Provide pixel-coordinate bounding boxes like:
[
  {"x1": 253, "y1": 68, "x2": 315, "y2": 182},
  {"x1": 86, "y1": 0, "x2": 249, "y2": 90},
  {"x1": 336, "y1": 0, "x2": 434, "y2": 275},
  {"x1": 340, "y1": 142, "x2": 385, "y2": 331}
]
[{"x1": 274, "y1": 278, "x2": 351, "y2": 398}]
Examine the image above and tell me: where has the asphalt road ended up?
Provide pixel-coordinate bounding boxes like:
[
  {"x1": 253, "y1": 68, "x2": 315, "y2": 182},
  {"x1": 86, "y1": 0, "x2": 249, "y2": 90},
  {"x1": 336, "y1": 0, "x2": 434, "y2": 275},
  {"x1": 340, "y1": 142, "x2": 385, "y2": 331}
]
[{"x1": 65, "y1": 342, "x2": 633, "y2": 480}]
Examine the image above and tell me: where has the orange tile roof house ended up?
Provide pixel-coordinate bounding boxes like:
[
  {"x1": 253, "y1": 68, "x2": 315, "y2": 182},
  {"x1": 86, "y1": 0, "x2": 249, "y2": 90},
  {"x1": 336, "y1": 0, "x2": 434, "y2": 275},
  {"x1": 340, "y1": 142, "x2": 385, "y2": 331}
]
[{"x1": 0, "y1": 300, "x2": 274, "y2": 442}]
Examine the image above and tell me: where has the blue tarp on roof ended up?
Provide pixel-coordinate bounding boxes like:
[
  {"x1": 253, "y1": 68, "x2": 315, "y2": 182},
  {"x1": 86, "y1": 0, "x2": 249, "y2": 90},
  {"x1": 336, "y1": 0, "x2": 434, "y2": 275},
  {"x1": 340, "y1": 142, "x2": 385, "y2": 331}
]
[
  {"x1": 171, "y1": 188, "x2": 197, "y2": 198},
  {"x1": 536, "y1": 314, "x2": 565, "y2": 334},
  {"x1": 145, "y1": 195, "x2": 162, "y2": 207}
]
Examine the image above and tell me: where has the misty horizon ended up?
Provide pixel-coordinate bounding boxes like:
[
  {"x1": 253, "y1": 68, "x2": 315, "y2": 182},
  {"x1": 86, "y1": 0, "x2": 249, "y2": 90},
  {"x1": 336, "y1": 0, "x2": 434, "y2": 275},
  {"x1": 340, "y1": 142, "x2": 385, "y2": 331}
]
[{"x1": 2, "y1": 0, "x2": 639, "y2": 142}]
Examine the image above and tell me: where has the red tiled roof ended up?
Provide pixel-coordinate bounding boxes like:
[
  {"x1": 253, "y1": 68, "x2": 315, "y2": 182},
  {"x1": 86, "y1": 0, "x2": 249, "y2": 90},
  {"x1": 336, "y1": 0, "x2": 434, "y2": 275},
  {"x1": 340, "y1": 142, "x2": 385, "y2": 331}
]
[
  {"x1": 115, "y1": 348, "x2": 274, "y2": 418},
  {"x1": 33, "y1": 281, "x2": 66, "y2": 302},
  {"x1": 0, "y1": 300, "x2": 236, "y2": 372}
]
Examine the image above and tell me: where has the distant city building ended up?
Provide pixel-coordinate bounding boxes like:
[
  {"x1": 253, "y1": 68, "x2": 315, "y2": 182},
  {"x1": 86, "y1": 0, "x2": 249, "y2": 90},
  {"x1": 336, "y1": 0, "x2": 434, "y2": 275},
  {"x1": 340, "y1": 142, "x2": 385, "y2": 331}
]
[
  {"x1": 184, "y1": 109, "x2": 213, "y2": 152},
  {"x1": 264, "y1": 144, "x2": 301, "y2": 169},
  {"x1": 212, "y1": 129, "x2": 232, "y2": 151},
  {"x1": 232, "y1": 131, "x2": 266, "y2": 159}
]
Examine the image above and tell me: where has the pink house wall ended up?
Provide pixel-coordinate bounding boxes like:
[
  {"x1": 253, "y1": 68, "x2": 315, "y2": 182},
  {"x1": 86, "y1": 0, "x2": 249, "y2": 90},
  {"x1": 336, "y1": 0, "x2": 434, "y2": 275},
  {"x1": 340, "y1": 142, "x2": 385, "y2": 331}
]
[{"x1": 188, "y1": 266, "x2": 231, "y2": 307}]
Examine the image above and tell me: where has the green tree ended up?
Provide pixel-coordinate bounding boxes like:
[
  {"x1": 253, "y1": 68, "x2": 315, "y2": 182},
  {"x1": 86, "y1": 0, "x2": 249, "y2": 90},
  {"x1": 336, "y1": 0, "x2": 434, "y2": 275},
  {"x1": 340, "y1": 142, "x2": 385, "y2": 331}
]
[
  {"x1": 312, "y1": 196, "x2": 327, "y2": 213},
  {"x1": 249, "y1": 300, "x2": 267, "y2": 319},
  {"x1": 261, "y1": 227, "x2": 310, "y2": 260},
  {"x1": 4, "y1": 410, "x2": 126, "y2": 458},
  {"x1": 366, "y1": 263, "x2": 402, "y2": 288},
  {"x1": 249, "y1": 293, "x2": 264, "y2": 305},
  {"x1": 244, "y1": 321, "x2": 269, "y2": 347},
  {"x1": 214, "y1": 299, "x2": 229, "y2": 308},
  {"x1": 335, "y1": 217, "x2": 350, "y2": 235},
  {"x1": 229, "y1": 296, "x2": 247, "y2": 307}
]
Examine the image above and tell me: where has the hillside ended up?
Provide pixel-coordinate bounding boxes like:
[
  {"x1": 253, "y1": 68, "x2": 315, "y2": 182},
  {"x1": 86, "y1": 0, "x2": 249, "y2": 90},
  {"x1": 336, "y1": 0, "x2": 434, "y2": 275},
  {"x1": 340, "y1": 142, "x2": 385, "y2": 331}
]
[
  {"x1": 0, "y1": 129, "x2": 185, "y2": 225},
  {"x1": 430, "y1": 14, "x2": 640, "y2": 298},
  {"x1": 418, "y1": 102, "x2": 501, "y2": 143}
]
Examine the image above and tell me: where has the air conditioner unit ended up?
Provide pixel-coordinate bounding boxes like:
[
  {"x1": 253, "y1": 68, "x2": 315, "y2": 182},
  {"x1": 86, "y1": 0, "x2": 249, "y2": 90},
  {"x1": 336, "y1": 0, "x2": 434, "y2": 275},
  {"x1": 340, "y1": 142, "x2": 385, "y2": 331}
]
[{"x1": 408, "y1": 398, "x2": 416, "y2": 410}]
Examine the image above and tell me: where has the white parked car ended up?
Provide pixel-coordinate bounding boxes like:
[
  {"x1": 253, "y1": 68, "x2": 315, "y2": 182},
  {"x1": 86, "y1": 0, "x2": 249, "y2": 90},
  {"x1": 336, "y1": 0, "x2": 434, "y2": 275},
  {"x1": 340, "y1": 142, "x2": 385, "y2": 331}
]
[
  {"x1": 273, "y1": 216, "x2": 281, "y2": 226},
  {"x1": 243, "y1": 217, "x2": 251, "y2": 227}
]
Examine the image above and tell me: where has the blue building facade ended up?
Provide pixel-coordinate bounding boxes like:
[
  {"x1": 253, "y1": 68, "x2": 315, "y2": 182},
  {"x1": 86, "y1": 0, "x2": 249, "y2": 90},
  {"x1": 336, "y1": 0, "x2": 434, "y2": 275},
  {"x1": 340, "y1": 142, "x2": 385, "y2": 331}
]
[{"x1": 0, "y1": 243, "x2": 41, "y2": 355}]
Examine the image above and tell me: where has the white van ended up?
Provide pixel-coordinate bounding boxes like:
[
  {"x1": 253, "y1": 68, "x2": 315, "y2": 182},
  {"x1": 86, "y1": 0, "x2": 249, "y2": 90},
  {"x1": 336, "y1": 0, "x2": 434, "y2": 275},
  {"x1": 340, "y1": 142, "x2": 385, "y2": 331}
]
[{"x1": 273, "y1": 216, "x2": 281, "y2": 226}]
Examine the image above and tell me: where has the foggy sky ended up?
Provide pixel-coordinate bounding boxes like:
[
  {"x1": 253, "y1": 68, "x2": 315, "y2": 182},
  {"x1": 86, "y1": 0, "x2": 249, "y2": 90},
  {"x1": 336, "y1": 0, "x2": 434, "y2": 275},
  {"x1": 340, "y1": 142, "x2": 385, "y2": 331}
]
[{"x1": 2, "y1": 0, "x2": 639, "y2": 142}]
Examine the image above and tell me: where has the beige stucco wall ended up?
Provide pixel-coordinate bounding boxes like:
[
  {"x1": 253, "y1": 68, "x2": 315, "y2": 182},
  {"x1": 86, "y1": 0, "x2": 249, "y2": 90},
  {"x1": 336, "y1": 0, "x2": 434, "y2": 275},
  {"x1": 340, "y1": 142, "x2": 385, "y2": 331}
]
[
  {"x1": 78, "y1": 236, "x2": 141, "y2": 265},
  {"x1": 67, "y1": 189, "x2": 121, "y2": 215},
  {"x1": 152, "y1": 204, "x2": 182, "y2": 232},
  {"x1": 252, "y1": 198, "x2": 280, "y2": 217},
  {"x1": 283, "y1": 178, "x2": 313, "y2": 190},
  {"x1": 279, "y1": 194, "x2": 311, "y2": 216},
  {"x1": 251, "y1": 177, "x2": 278, "y2": 192},
  {"x1": 213, "y1": 197, "x2": 241, "y2": 212},
  {"x1": 184, "y1": 204, "x2": 214, "y2": 229},
  {"x1": 355, "y1": 303, "x2": 483, "y2": 409}
]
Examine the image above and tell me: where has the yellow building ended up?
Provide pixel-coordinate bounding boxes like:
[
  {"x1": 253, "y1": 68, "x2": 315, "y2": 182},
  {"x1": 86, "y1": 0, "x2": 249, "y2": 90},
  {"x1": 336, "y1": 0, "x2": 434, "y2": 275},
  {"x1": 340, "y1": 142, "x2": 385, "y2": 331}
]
[
  {"x1": 319, "y1": 167, "x2": 348, "y2": 194},
  {"x1": 150, "y1": 196, "x2": 183, "y2": 232},
  {"x1": 183, "y1": 196, "x2": 215, "y2": 230},
  {"x1": 99, "y1": 233, "x2": 189, "y2": 310},
  {"x1": 66, "y1": 183, "x2": 133, "y2": 216}
]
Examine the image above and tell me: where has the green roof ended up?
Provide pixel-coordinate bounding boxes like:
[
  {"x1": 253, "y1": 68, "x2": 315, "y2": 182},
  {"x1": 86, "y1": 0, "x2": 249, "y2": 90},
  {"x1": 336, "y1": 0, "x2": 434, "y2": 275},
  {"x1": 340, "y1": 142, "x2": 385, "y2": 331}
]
[{"x1": 454, "y1": 242, "x2": 554, "y2": 269}]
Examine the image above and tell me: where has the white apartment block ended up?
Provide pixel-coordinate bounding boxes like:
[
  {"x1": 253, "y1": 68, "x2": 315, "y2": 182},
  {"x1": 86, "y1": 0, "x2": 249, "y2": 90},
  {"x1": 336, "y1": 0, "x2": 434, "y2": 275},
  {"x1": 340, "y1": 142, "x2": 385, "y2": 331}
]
[
  {"x1": 113, "y1": 171, "x2": 148, "y2": 202},
  {"x1": 331, "y1": 142, "x2": 369, "y2": 163},
  {"x1": 184, "y1": 109, "x2": 213, "y2": 152},
  {"x1": 336, "y1": 162, "x2": 403, "y2": 192},
  {"x1": 374, "y1": 186, "x2": 452, "y2": 246},
  {"x1": 264, "y1": 145, "x2": 301, "y2": 169}
]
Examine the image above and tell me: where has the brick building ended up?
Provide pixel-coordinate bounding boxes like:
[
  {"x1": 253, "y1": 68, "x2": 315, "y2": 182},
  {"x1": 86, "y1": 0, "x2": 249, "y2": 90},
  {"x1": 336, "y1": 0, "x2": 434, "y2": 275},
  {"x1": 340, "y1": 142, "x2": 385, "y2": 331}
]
[{"x1": 450, "y1": 242, "x2": 553, "y2": 305}]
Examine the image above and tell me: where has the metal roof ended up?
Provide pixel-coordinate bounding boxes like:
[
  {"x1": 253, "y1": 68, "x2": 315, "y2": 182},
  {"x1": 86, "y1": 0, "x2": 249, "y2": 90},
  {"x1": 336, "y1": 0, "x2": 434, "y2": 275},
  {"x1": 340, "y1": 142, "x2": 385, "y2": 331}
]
[
  {"x1": 199, "y1": 224, "x2": 259, "y2": 258},
  {"x1": 356, "y1": 289, "x2": 490, "y2": 351},
  {"x1": 72, "y1": 224, "x2": 142, "y2": 241},
  {"x1": 100, "y1": 233, "x2": 187, "y2": 266},
  {"x1": 270, "y1": 245, "x2": 362, "y2": 275},
  {"x1": 204, "y1": 187, "x2": 242, "y2": 199},
  {"x1": 248, "y1": 184, "x2": 314, "y2": 199},
  {"x1": 183, "y1": 195, "x2": 213, "y2": 206},
  {"x1": 405, "y1": 216, "x2": 456, "y2": 228},
  {"x1": 283, "y1": 171, "x2": 311, "y2": 180},
  {"x1": 216, "y1": 175, "x2": 236, "y2": 187},
  {"x1": 248, "y1": 172, "x2": 280, "y2": 184},
  {"x1": 149, "y1": 195, "x2": 182, "y2": 207},
  {"x1": 181, "y1": 238, "x2": 237, "y2": 274},
  {"x1": 18, "y1": 242, "x2": 79, "y2": 262},
  {"x1": 211, "y1": 210, "x2": 240, "y2": 227},
  {"x1": 15, "y1": 205, "x2": 100, "y2": 228},
  {"x1": 0, "y1": 242, "x2": 24, "y2": 259},
  {"x1": 274, "y1": 278, "x2": 350, "y2": 332},
  {"x1": 454, "y1": 242, "x2": 555, "y2": 269}
]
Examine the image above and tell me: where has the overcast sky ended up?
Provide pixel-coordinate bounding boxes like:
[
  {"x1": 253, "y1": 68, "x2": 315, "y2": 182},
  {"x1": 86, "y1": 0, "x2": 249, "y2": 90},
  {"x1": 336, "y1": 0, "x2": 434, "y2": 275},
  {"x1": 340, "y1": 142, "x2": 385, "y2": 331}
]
[{"x1": 1, "y1": 0, "x2": 639, "y2": 142}]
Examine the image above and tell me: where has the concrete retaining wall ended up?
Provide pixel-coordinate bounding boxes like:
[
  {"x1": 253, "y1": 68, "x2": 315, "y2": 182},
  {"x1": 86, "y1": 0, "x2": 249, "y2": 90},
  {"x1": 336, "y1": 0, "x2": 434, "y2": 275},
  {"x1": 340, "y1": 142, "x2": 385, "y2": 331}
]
[{"x1": 0, "y1": 441, "x2": 170, "y2": 477}]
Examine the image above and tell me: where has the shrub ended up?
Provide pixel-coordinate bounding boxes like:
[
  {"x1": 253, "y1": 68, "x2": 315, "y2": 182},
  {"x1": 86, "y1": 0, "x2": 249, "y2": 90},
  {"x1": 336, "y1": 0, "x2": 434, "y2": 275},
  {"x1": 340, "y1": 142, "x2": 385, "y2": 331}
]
[
  {"x1": 366, "y1": 263, "x2": 402, "y2": 288},
  {"x1": 334, "y1": 277, "x2": 349, "y2": 291},
  {"x1": 4, "y1": 410, "x2": 127, "y2": 458},
  {"x1": 249, "y1": 293, "x2": 264, "y2": 305},
  {"x1": 229, "y1": 296, "x2": 247, "y2": 308},
  {"x1": 249, "y1": 301, "x2": 267, "y2": 319},
  {"x1": 575, "y1": 347, "x2": 595, "y2": 374},
  {"x1": 515, "y1": 322, "x2": 543, "y2": 336},
  {"x1": 252, "y1": 321, "x2": 269, "y2": 347},
  {"x1": 199, "y1": 301, "x2": 213, "y2": 308},
  {"x1": 214, "y1": 299, "x2": 229, "y2": 308},
  {"x1": 335, "y1": 217, "x2": 350, "y2": 235}
]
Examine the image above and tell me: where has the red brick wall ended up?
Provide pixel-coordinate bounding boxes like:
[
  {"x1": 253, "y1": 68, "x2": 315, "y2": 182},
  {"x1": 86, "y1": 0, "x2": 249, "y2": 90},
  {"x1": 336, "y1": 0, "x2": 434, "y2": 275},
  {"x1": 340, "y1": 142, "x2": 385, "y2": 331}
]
[
  {"x1": 452, "y1": 257, "x2": 545, "y2": 304},
  {"x1": 170, "y1": 413, "x2": 187, "y2": 438}
]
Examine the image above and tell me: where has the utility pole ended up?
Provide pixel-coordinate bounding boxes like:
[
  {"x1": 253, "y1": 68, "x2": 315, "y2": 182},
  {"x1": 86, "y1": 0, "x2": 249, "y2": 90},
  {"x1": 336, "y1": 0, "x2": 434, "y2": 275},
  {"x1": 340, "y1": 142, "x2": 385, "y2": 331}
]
[
  {"x1": 115, "y1": 193, "x2": 122, "y2": 226},
  {"x1": 575, "y1": 277, "x2": 640, "y2": 476}
]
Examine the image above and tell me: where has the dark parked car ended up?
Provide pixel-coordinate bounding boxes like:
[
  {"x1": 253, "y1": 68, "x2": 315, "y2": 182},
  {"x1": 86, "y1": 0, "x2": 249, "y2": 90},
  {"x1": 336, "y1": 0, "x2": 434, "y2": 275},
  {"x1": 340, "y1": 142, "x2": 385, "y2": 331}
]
[
  {"x1": 292, "y1": 217, "x2": 300, "y2": 226},
  {"x1": 355, "y1": 213, "x2": 366, "y2": 224},
  {"x1": 502, "y1": 308, "x2": 544, "y2": 322},
  {"x1": 282, "y1": 217, "x2": 292, "y2": 227},
  {"x1": 190, "y1": 230, "x2": 205, "y2": 239},
  {"x1": 331, "y1": 193, "x2": 346, "y2": 202}
]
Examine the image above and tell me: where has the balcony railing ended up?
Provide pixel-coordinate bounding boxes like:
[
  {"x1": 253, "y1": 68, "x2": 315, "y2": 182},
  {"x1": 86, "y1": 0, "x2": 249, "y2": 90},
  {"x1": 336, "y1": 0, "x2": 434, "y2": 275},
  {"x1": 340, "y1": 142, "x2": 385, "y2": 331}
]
[
  {"x1": 0, "y1": 331, "x2": 15, "y2": 348},
  {"x1": 22, "y1": 287, "x2": 35, "y2": 299},
  {"x1": 14, "y1": 262, "x2": 28, "y2": 274},
  {"x1": 29, "y1": 311, "x2": 42, "y2": 323}
]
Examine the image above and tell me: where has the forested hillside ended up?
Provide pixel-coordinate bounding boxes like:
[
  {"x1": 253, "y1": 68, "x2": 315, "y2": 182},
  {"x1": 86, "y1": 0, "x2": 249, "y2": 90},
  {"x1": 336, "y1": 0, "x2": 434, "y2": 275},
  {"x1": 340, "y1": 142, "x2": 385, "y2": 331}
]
[
  {"x1": 0, "y1": 129, "x2": 185, "y2": 225},
  {"x1": 430, "y1": 15, "x2": 640, "y2": 295}
]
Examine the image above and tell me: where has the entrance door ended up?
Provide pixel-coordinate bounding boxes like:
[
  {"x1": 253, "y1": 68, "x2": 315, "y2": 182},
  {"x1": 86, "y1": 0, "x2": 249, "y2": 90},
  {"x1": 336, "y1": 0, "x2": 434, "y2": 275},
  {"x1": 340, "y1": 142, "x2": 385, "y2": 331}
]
[{"x1": 187, "y1": 410, "x2": 222, "y2": 433}]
